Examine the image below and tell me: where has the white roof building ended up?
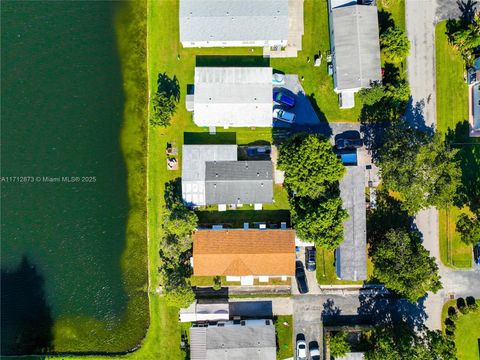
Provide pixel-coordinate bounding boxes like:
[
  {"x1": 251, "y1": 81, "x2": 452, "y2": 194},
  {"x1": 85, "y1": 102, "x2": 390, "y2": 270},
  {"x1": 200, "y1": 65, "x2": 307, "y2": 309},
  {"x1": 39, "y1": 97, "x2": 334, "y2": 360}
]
[
  {"x1": 192, "y1": 67, "x2": 273, "y2": 128},
  {"x1": 182, "y1": 145, "x2": 238, "y2": 206},
  {"x1": 189, "y1": 319, "x2": 276, "y2": 360},
  {"x1": 179, "y1": 0, "x2": 289, "y2": 48},
  {"x1": 328, "y1": 1, "x2": 381, "y2": 108}
]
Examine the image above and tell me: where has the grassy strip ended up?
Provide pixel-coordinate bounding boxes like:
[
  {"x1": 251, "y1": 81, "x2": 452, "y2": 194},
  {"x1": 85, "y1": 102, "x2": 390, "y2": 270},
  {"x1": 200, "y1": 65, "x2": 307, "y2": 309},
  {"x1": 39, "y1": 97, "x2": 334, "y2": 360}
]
[
  {"x1": 435, "y1": 21, "x2": 469, "y2": 135},
  {"x1": 274, "y1": 315, "x2": 294, "y2": 360},
  {"x1": 316, "y1": 249, "x2": 375, "y2": 285},
  {"x1": 435, "y1": 21, "x2": 476, "y2": 269},
  {"x1": 439, "y1": 208, "x2": 473, "y2": 269},
  {"x1": 441, "y1": 300, "x2": 480, "y2": 360}
]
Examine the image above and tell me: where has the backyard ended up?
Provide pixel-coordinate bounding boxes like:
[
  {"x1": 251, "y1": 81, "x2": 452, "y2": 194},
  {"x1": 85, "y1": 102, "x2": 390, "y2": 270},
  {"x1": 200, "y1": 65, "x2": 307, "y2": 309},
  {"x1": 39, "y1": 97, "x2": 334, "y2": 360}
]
[
  {"x1": 442, "y1": 299, "x2": 480, "y2": 360},
  {"x1": 435, "y1": 21, "x2": 479, "y2": 269}
]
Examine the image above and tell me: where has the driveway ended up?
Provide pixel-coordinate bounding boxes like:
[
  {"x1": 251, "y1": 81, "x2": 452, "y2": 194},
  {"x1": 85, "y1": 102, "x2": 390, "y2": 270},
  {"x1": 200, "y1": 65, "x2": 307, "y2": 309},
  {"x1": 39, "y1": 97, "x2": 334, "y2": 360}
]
[
  {"x1": 273, "y1": 75, "x2": 321, "y2": 131},
  {"x1": 292, "y1": 247, "x2": 322, "y2": 295}
]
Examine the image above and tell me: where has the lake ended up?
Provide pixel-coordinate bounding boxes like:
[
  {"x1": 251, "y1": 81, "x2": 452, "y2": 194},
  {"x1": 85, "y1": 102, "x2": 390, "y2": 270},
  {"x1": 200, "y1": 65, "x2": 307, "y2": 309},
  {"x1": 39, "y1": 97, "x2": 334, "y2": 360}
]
[{"x1": 1, "y1": 0, "x2": 147, "y2": 354}]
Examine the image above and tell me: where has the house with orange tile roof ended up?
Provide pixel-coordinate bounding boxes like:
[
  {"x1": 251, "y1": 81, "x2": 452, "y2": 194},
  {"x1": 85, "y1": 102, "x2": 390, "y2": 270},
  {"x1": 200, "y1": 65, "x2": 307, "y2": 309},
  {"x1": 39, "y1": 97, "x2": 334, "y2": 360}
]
[{"x1": 192, "y1": 229, "x2": 296, "y2": 285}]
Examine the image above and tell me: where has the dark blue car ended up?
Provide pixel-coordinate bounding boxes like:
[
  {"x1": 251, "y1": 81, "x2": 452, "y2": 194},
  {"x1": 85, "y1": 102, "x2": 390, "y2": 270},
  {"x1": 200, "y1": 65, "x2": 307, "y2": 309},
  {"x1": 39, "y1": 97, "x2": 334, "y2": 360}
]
[{"x1": 273, "y1": 90, "x2": 295, "y2": 107}]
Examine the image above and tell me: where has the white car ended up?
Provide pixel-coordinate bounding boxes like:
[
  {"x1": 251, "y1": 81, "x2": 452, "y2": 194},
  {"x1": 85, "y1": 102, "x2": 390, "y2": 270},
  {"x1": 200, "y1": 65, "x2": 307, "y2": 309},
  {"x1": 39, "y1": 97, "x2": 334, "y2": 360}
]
[
  {"x1": 272, "y1": 73, "x2": 285, "y2": 85},
  {"x1": 296, "y1": 339, "x2": 307, "y2": 360},
  {"x1": 310, "y1": 345, "x2": 320, "y2": 360},
  {"x1": 273, "y1": 108, "x2": 295, "y2": 124}
]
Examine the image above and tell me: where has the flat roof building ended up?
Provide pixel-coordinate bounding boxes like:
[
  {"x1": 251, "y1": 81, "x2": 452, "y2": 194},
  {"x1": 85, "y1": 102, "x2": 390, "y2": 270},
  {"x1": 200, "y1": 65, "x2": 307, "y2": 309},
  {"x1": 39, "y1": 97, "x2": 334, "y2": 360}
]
[
  {"x1": 179, "y1": 0, "x2": 289, "y2": 48},
  {"x1": 328, "y1": 1, "x2": 381, "y2": 108},
  {"x1": 182, "y1": 145, "x2": 238, "y2": 206},
  {"x1": 336, "y1": 166, "x2": 367, "y2": 281},
  {"x1": 182, "y1": 145, "x2": 273, "y2": 207},
  {"x1": 189, "y1": 319, "x2": 276, "y2": 360},
  {"x1": 191, "y1": 67, "x2": 273, "y2": 128}
]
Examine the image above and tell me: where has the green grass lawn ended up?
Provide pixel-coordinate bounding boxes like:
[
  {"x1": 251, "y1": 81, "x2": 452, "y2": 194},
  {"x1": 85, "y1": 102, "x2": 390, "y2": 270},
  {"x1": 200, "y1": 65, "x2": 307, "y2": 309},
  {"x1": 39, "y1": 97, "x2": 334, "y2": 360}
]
[
  {"x1": 439, "y1": 207, "x2": 473, "y2": 269},
  {"x1": 435, "y1": 21, "x2": 478, "y2": 269},
  {"x1": 274, "y1": 315, "x2": 294, "y2": 359},
  {"x1": 435, "y1": 21, "x2": 469, "y2": 135},
  {"x1": 442, "y1": 300, "x2": 480, "y2": 360},
  {"x1": 316, "y1": 249, "x2": 375, "y2": 285}
]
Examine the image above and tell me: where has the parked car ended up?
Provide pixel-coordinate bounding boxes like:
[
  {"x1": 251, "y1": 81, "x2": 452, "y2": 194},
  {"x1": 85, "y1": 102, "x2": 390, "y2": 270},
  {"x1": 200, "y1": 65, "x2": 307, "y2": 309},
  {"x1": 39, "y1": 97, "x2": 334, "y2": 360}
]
[
  {"x1": 273, "y1": 90, "x2": 295, "y2": 107},
  {"x1": 296, "y1": 339, "x2": 307, "y2": 360},
  {"x1": 273, "y1": 108, "x2": 295, "y2": 124},
  {"x1": 295, "y1": 260, "x2": 309, "y2": 294},
  {"x1": 272, "y1": 73, "x2": 285, "y2": 85},
  {"x1": 309, "y1": 343, "x2": 320, "y2": 360},
  {"x1": 305, "y1": 247, "x2": 316, "y2": 272},
  {"x1": 474, "y1": 243, "x2": 480, "y2": 266},
  {"x1": 335, "y1": 137, "x2": 363, "y2": 150}
]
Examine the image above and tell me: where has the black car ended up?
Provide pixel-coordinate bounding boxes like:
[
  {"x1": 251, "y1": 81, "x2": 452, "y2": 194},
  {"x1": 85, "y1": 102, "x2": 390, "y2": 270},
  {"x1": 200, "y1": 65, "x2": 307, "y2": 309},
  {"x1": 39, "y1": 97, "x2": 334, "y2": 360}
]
[
  {"x1": 474, "y1": 244, "x2": 480, "y2": 266},
  {"x1": 295, "y1": 260, "x2": 309, "y2": 294},
  {"x1": 305, "y1": 247, "x2": 316, "y2": 272},
  {"x1": 335, "y1": 137, "x2": 363, "y2": 150}
]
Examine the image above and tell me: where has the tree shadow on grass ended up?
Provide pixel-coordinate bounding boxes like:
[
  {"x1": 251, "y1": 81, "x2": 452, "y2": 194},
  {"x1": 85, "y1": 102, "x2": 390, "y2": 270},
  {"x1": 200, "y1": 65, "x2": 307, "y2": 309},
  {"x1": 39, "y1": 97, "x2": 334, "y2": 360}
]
[
  {"x1": 157, "y1": 72, "x2": 180, "y2": 102},
  {"x1": 445, "y1": 121, "x2": 480, "y2": 211},
  {"x1": 196, "y1": 210, "x2": 291, "y2": 229},
  {"x1": 184, "y1": 132, "x2": 237, "y2": 145},
  {"x1": 1, "y1": 257, "x2": 53, "y2": 355},
  {"x1": 196, "y1": 55, "x2": 270, "y2": 68},
  {"x1": 378, "y1": 9, "x2": 395, "y2": 34}
]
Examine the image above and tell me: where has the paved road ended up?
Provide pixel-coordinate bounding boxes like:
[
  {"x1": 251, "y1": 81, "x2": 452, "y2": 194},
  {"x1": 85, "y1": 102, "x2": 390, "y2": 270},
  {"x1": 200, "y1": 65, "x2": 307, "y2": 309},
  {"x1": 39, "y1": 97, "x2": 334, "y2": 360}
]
[
  {"x1": 416, "y1": 208, "x2": 480, "y2": 329},
  {"x1": 406, "y1": 0, "x2": 480, "y2": 330},
  {"x1": 405, "y1": 0, "x2": 437, "y2": 130}
]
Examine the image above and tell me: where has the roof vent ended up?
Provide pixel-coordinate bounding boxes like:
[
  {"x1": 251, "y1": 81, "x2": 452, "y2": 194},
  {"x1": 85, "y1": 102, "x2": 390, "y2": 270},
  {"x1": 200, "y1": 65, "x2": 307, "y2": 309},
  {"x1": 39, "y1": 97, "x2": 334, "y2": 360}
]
[
  {"x1": 215, "y1": 173, "x2": 218, "y2": 177},
  {"x1": 257, "y1": 172, "x2": 260, "y2": 177}
]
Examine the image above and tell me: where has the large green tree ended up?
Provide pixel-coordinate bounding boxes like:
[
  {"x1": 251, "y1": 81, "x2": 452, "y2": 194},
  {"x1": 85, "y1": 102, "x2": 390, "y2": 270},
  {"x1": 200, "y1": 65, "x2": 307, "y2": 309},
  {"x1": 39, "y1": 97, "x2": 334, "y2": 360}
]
[
  {"x1": 278, "y1": 134, "x2": 345, "y2": 198},
  {"x1": 378, "y1": 122, "x2": 461, "y2": 215},
  {"x1": 328, "y1": 331, "x2": 351, "y2": 358},
  {"x1": 456, "y1": 212, "x2": 480, "y2": 245},
  {"x1": 366, "y1": 325, "x2": 456, "y2": 360},
  {"x1": 291, "y1": 196, "x2": 348, "y2": 250},
  {"x1": 448, "y1": 13, "x2": 480, "y2": 65},
  {"x1": 380, "y1": 26, "x2": 410, "y2": 63},
  {"x1": 371, "y1": 229, "x2": 442, "y2": 302}
]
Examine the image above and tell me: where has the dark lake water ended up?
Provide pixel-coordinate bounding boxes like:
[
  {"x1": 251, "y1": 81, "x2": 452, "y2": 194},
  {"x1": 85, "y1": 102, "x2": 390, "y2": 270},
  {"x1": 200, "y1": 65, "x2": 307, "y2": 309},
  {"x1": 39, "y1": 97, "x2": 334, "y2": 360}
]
[{"x1": 1, "y1": 0, "x2": 133, "y2": 354}]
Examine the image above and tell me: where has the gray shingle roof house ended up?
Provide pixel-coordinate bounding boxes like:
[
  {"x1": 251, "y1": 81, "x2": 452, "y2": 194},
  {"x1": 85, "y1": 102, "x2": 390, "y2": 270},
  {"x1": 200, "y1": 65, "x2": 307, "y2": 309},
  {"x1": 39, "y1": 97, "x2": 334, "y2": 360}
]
[
  {"x1": 182, "y1": 145, "x2": 273, "y2": 206},
  {"x1": 189, "y1": 320, "x2": 276, "y2": 360},
  {"x1": 179, "y1": 0, "x2": 289, "y2": 48},
  {"x1": 182, "y1": 145, "x2": 238, "y2": 206},
  {"x1": 191, "y1": 67, "x2": 273, "y2": 128},
  {"x1": 328, "y1": 0, "x2": 381, "y2": 108},
  {"x1": 336, "y1": 166, "x2": 367, "y2": 281},
  {"x1": 205, "y1": 161, "x2": 273, "y2": 205}
]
